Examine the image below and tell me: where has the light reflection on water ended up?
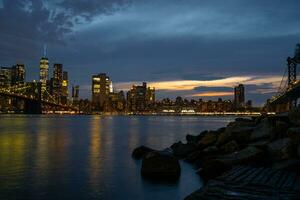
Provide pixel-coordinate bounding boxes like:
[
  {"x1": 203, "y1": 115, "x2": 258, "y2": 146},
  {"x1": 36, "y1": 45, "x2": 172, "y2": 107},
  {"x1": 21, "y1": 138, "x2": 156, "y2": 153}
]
[{"x1": 0, "y1": 115, "x2": 235, "y2": 200}]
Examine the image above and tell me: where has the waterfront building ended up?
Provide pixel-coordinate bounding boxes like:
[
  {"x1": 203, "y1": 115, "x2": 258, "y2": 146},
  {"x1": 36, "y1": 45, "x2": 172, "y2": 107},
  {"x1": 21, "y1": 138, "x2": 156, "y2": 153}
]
[
  {"x1": 11, "y1": 64, "x2": 25, "y2": 85},
  {"x1": 234, "y1": 84, "x2": 245, "y2": 109},
  {"x1": 105, "y1": 91, "x2": 126, "y2": 112},
  {"x1": 126, "y1": 82, "x2": 155, "y2": 112},
  {"x1": 92, "y1": 73, "x2": 110, "y2": 111}
]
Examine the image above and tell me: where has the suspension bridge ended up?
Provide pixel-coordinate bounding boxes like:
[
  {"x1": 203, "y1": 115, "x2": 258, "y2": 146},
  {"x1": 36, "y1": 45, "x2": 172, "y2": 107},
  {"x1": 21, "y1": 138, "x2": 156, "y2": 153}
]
[
  {"x1": 0, "y1": 82, "x2": 78, "y2": 114},
  {"x1": 265, "y1": 44, "x2": 300, "y2": 113}
]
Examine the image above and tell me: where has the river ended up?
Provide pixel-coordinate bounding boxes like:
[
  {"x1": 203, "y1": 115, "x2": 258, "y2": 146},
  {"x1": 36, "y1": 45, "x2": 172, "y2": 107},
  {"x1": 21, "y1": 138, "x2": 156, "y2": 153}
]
[{"x1": 0, "y1": 115, "x2": 235, "y2": 200}]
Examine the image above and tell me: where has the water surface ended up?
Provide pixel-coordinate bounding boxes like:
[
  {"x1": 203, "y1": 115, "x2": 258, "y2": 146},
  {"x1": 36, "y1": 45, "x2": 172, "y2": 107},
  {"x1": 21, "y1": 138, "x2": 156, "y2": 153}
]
[{"x1": 0, "y1": 115, "x2": 235, "y2": 200}]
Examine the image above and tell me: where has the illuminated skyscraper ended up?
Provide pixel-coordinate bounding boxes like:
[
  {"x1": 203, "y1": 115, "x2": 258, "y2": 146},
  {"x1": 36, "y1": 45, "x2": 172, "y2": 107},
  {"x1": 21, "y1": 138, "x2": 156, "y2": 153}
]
[
  {"x1": 39, "y1": 57, "x2": 49, "y2": 92},
  {"x1": 51, "y1": 63, "x2": 63, "y2": 103},
  {"x1": 39, "y1": 57, "x2": 49, "y2": 83},
  {"x1": 92, "y1": 73, "x2": 110, "y2": 111},
  {"x1": 61, "y1": 71, "x2": 68, "y2": 104}
]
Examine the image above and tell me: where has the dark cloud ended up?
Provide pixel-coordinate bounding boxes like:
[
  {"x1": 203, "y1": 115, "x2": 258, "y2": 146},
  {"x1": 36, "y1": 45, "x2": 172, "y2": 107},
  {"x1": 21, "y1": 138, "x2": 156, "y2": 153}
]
[
  {"x1": 0, "y1": 0, "x2": 299, "y2": 105},
  {"x1": 57, "y1": 0, "x2": 132, "y2": 21}
]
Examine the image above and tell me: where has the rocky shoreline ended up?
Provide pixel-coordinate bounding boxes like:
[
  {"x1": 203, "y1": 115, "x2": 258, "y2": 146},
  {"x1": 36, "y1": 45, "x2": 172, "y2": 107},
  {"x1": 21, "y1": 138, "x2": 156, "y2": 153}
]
[{"x1": 132, "y1": 112, "x2": 300, "y2": 199}]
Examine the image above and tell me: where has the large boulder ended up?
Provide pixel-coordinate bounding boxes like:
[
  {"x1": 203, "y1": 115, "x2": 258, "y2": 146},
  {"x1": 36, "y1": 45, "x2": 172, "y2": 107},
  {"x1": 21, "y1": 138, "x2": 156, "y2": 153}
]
[
  {"x1": 141, "y1": 150, "x2": 181, "y2": 180},
  {"x1": 171, "y1": 141, "x2": 197, "y2": 158},
  {"x1": 217, "y1": 146, "x2": 264, "y2": 166},
  {"x1": 217, "y1": 126, "x2": 253, "y2": 146},
  {"x1": 287, "y1": 127, "x2": 300, "y2": 144},
  {"x1": 267, "y1": 138, "x2": 296, "y2": 160},
  {"x1": 132, "y1": 145, "x2": 155, "y2": 159},
  {"x1": 198, "y1": 131, "x2": 218, "y2": 148},
  {"x1": 186, "y1": 130, "x2": 208, "y2": 144},
  {"x1": 220, "y1": 140, "x2": 239, "y2": 154}
]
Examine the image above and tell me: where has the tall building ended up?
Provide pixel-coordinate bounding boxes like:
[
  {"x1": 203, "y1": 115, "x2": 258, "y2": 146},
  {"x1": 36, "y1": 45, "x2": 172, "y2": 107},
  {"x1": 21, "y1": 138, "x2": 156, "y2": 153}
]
[
  {"x1": 72, "y1": 85, "x2": 80, "y2": 102},
  {"x1": 127, "y1": 82, "x2": 155, "y2": 112},
  {"x1": 61, "y1": 71, "x2": 68, "y2": 104},
  {"x1": 234, "y1": 84, "x2": 245, "y2": 109},
  {"x1": 11, "y1": 64, "x2": 25, "y2": 85},
  {"x1": 39, "y1": 57, "x2": 49, "y2": 84},
  {"x1": 52, "y1": 63, "x2": 63, "y2": 98},
  {"x1": 0, "y1": 67, "x2": 12, "y2": 87},
  {"x1": 92, "y1": 73, "x2": 110, "y2": 111}
]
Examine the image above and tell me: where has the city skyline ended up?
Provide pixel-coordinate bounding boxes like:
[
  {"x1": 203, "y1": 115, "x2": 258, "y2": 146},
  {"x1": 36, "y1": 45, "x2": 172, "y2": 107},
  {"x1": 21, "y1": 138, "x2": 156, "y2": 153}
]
[{"x1": 1, "y1": 1, "x2": 300, "y2": 105}]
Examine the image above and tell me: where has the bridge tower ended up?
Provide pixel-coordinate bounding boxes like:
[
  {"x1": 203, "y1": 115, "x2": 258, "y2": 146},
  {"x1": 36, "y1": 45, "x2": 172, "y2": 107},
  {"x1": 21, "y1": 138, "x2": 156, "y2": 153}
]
[
  {"x1": 287, "y1": 57, "x2": 297, "y2": 87},
  {"x1": 24, "y1": 82, "x2": 42, "y2": 114}
]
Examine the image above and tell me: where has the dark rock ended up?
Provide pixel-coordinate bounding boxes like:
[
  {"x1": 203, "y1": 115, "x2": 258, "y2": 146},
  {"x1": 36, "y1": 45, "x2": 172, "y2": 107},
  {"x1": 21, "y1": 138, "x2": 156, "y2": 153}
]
[
  {"x1": 186, "y1": 131, "x2": 208, "y2": 144},
  {"x1": 197, "y1": 159, "x2": 231, "y2": 181},
  {"x1": 171, "y1": 141, "x2": 197, "y2": 158},
  {"x1": 141, "y1": 150, "x2": 181, "y2": 180},
  {"x1": 247, "y1": 139, "x2": 269, "y2": 152},
  {"x1": 217, "y1": 146, "x2": 264, "y2": 166},
  {"x1": 250, "y1": 118, "x2": 274, "y2": 142},
  {"x1": 220, "y1": 140, "x2": 239, "y2": 154},
  {"x1": 268, "y1": 138, "x2": 296, "y2": 160},
  {"x1": 216, "y1": 120, "x2": 256, "y2": 146},
  {"x1": 132, "y1": 145, "x2": 155, "y2": 159},
  {"x1": 202, "y1": 146, "x2": 219, "y2": 153},
  {"x1": 185, "y1": 150, "x2": 203, "y2": 163},
  {"x1": 217, "y1": 126, "x2": 253, "y2": 146},
  {"x1": 273, "y1": 121, "x2": 289, "y2": 139},
  {"x1": 287, "y1": 127, "x2": 300, "y2": 144},
  {"x1": 198, "y1": 131, "x2": 218, "y2": 148}
]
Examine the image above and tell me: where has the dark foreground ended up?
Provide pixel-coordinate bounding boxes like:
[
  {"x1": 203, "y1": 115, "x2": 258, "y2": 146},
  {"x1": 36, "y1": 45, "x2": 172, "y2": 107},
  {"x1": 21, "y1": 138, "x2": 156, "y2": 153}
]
[{"x1": 133, "y1": 111, "x2": 300, "y2": 199}]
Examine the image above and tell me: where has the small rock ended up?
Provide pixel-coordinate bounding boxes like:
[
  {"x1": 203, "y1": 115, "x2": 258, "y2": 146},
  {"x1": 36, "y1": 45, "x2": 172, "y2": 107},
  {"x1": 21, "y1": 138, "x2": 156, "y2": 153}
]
[
  {"x1": 141, "y1": 150, "x2": 181, "y2": 180},
  {"x1": 132, "y1": 146, "x2": 154, "y2": 159}
]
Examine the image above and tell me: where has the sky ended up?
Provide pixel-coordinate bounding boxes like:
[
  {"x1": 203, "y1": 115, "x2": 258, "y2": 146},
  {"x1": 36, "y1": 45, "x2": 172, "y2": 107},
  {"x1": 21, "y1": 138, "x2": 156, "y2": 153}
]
[{"x1": 0, "y1": 0, "x2": 299, "y2": 106}]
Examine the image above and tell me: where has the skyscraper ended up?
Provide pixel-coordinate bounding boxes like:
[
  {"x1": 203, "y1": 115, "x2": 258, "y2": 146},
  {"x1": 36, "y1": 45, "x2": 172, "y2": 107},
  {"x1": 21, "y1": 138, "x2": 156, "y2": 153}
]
[
  {"x1": 61, "y1": 71, "x2": 68, "y2": 104},
  {"x1": 234, "y1": 84, "x2": 245, "y2": 109},
  {"x1": 72, "y1": 85, "x2": 80, "y2": 102},
  {"x1": 39, "y1": 57, "x2": 49, "y2": 92},
  {"x1": 0, "y1": 67, "x2": 12, "y2": 87},
  {"x1": 39, "y1": 58, "x2": 49, "y2": 83},
  {"x1": 92, "y1": 73, "x2": 110, "y2": 111},
  {"x1": 52, "y1": 63, "x2": 63, "y2": 97},
  {"x1": 11, "y1": 64, "x2": 25, "y2": 85}
]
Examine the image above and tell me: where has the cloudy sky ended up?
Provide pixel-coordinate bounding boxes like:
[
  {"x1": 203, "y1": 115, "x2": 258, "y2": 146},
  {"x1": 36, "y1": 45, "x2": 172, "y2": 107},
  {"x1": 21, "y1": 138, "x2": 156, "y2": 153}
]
[{"x1": 0, "y1": 0, "x2": 299, "y2": 105}]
